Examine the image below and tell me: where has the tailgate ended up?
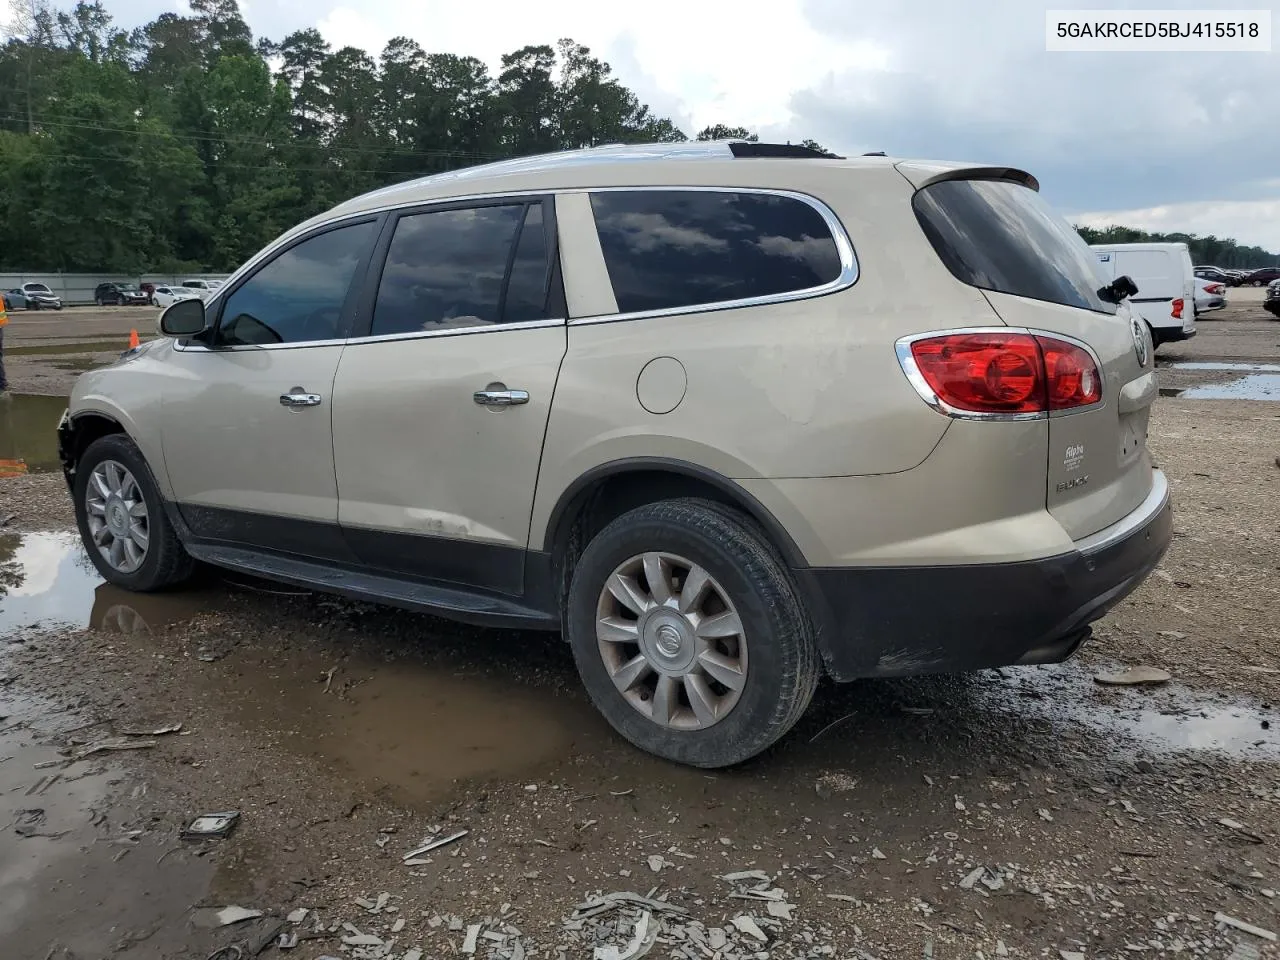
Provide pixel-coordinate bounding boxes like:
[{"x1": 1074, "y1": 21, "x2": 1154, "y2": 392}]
[
  {"x1": 907, "y1": 173, "x2": 1157, "y2": 542},
  {"x1": 986, "y1": 292, "x2": 1155, "y2": 539}
]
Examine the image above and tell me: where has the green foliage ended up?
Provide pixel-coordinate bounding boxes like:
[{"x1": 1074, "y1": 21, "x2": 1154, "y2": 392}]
[
  {"x1": 1075, "y1": 224, "x2": 1278, "y2": 270},
  {"x1": 696, "y1": 124, "x2": 757, "y2": 142},
  {"x1": 0, "y1": 0, "x2": 821, "y2": 271}
]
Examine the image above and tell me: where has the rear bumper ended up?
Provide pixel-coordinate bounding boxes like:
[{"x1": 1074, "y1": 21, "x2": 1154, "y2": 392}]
[{"x1": 798, "y1": 471, "x2": 1173, "y2": 680}]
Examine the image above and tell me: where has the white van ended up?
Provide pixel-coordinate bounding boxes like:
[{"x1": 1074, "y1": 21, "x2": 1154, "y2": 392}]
[{"x1": 1090, "y1": 243, "x2": 1196, "y2": 347}]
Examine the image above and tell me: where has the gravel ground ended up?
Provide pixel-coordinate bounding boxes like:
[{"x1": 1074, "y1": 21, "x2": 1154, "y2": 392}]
[{"x1": 0, "y1": 308, "x2": 1277, "y2": 960}]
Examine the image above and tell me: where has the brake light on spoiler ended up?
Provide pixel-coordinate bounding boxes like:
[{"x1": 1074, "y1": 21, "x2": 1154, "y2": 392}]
[{"x1": 896, "y1": 330, "x2": 1103, "y2": 420}]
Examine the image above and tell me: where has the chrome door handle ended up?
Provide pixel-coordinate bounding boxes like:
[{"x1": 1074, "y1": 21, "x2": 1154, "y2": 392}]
[
  {"x1": 473, "y1": 389, "x2": 530, "y2": 407},
  {"x1": 279, "y1": 390, "x2": 322, "y2": 408}
]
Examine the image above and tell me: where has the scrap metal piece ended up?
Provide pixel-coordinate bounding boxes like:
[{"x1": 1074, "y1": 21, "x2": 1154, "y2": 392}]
[
  {"x1": 402, "y1": 830, "x2": 468, "y2": 862},
  {"x1": 182, "y1": 811, "x2": 241, "y2": 841}
]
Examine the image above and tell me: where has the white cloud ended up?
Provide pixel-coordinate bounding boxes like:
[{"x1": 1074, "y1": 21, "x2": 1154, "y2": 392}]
[
  {"x1": 1073, "y1": 198, "x2": 1280, "y2": 254},
  {"x1": 315, "y1": 0, "x2": 884, "y2": 136}
]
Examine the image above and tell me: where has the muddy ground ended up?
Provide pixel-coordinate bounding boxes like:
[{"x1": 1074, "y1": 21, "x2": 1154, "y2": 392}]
[{"x1": 0, "y1": 299, "x2": 1277, "y2": 960}]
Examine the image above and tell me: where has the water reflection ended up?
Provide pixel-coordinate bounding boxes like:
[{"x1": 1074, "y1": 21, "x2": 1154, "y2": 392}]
[{"x1": 0, "y1": 394, "x2": 68, "y2": 474}]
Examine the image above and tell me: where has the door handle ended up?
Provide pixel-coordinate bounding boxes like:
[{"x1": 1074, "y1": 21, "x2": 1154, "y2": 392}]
[
  {"x1": 473, "y1": 388, "x2": 530, "y2": 407},
  {"x1": 279, "y1": 390, "x2": 323, "y2": 408}
]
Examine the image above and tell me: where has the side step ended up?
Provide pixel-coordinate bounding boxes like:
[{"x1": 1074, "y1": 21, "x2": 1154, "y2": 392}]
[{"x1": 187, "y1": 544, "x2": 558, "y2": 630}]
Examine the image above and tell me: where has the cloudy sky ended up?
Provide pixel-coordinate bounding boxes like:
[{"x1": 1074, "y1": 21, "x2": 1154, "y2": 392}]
[{"x1": 44, "y1": 0, "x2": 1280, "y2": 250}]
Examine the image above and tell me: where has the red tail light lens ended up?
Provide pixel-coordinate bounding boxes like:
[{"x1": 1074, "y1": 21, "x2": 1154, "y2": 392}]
[
  {"x1": 1207, "y1": 283, "x2": 1224, "y2": 294},
  {"x1": 1039, "y1": 336, "x2": 1102, "y2": 409},
  {"x1": 1171, "y1": 298, "x2": 1184, "y2": 319},
  {"x1": 904, "y1": 332, "x2": 1101, "y2": 416}
]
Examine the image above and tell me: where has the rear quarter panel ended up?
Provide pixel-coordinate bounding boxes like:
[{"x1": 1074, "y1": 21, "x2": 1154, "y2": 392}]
[{"x1": 530, "y1": 167, "x2": 1002, "y2": 550}]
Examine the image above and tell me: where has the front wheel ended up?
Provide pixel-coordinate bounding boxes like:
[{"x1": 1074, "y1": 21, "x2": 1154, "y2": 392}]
[
  {"x1": 73, "y1": 434, "x2": 196, "y2": 591},
  {"x1": 565, "y1": 498, "x2": 820, "y2": 768}
]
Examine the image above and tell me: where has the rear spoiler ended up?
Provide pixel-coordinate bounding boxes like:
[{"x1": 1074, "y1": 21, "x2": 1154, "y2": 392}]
[{"x1": 894, "y1": 161, "x2": 1039, "y2": 192}]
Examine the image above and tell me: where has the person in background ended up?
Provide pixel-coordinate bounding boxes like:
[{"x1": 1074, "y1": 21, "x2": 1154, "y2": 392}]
[{"x1": 0, "y1": 289, "x2": 9, "y2": 395}]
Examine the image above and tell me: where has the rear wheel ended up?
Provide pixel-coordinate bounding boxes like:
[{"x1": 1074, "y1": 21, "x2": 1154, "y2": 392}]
[
  {"x1": 565, "y1": 498, "x2": 820, "y2": 768},
  {"x1": 74, "y1": 434, "x2": 196, "y2": 591}
]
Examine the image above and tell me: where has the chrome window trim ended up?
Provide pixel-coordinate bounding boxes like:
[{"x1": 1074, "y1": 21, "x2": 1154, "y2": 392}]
[
  {"x1": 567, "y1": 185, "x2": 858, "y2": 327},
  {"x1": 893, "y1": 326, "x2": 1107, "y2": 422},
  {"x1": 174, "y1": 317, "x2": 567, "y2": 352},
  {"x1": 187, "y1": 184, "x2": 856, "y2": 349}
]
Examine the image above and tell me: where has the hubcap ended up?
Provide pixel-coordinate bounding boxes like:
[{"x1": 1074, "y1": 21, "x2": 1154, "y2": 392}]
[
  {"x1": 595, "y1": 552, "x2": 748, "y2": 731},
  {"x1": 84, "y1": 459, "x2": 150, "y2": 574}
]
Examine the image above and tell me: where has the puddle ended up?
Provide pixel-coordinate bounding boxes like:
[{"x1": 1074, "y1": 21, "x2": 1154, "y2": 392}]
[
  {"x1": 1171, "y1": 361, "x2": 1280, "y2": 372},
  {"x1": 1180, "y1": 374, "x2": 1280, "y2": 400},
  {"x1": 0, "y1": 530, "x2": 212, "y2": 635},
  {"x1": 0, "y1": 394, "x2": 68, "y2": 474},
  {"x1": 975, "y1": 664, "x2": 1277, "y2": 760},
  {"x1": 6, "y1": 340, "x2": 132, "y2": 356},
  {"x1": 216, "y1": 650, "x2": 601, "y2": 805}
]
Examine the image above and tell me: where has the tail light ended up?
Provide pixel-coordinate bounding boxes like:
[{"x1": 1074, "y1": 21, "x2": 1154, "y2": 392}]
[
  {"x1": 898, "y1": 331, "x2": 1102, "y2": 418},
  {"x1": 1171, "y1": 298, "x2": 1184, "y2": 319},
  {"x1": 1206, "y1": 283, "x2": 1224, "y2": 294}
]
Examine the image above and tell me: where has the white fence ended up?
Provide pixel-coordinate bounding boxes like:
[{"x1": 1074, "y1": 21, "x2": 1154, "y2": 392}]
[{"x1": 1, "y1": 272, "x2": 231, "y2": 306}]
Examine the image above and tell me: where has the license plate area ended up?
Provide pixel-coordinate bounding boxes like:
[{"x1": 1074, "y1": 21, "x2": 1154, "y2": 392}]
[{"x1": 1118, "y1": 410, "x2": 1147, "y2": 465}]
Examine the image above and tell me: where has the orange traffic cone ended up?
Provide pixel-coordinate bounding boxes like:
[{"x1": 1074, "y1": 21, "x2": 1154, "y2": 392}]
[{"x1": 128, "y1": 328, "x2": 140, "y2": 349}]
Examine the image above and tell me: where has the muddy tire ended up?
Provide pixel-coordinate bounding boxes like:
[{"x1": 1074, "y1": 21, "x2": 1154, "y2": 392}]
[
  {"x1": 565, "y1": 498, "x2": 820, "y2": 768},
  {"x1": 73, "y1": 434, "x2": 196, "y2": 591}
]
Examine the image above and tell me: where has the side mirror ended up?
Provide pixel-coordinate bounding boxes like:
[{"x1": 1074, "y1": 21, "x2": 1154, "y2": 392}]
[{"x1": 158, "y1": 297, "x2": 207, "y2": 337}]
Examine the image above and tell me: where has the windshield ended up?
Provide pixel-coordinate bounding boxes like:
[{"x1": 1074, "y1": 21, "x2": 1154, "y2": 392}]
[
  {"x1": 27, "y1": 284, "x2": 51, "y2": 293},
  {"x1": 913, "y1": 178, "x2": 1117, "y2": 315}
]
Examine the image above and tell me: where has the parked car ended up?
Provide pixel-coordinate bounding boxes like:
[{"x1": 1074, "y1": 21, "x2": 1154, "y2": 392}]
[
  {"x1": 1194, "y1": 278, "x2": 1227, "y2": 314},
  {"x1": 1265, "y1": 280, "x2": 1280, "y2": 318},
  {"x1": 57, "y1": 142, "x2": 1173, "y2": 767},
  {"x1": 180, "y1": 279, "x2": 223, "y2": 299},
  {"x1": 94, "y1": 282, "x2": 151, "y2": 306},
  {"x1": 16, "y1": 282, "x2": 63, "y2": 310},
  {"x1": 1090, "y1": 242, "x2": 1196, "y2": 347},
  {"x1": 1243, "y1": 266, "x2": 1280, "y2": 287},
  {"x1": 1194, "y1": 266, "x2": 1235, "y2": 286},
  {"x1": 151, "y1": 285, "x2": 199, "y2": 308}
]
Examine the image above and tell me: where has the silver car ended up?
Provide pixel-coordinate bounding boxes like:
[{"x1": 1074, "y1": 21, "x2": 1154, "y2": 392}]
[{"x1": 58, "y1": 142, "x2": 1172, "y2": 767}]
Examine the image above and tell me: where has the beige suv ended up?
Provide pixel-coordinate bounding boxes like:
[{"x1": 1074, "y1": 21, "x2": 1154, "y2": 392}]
[{"x1": 57, "y1": 141, "x2": 1172, "y2": 767}]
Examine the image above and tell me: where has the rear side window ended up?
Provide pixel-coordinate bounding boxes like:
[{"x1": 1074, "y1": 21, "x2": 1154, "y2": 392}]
[
  {"x1": 913, "y1": 179, "x2": 1117, "y2": 315},
  {"x1": 372, "y1": 201, "x2": 555, "y2": 335},
  {"x1": 589, "y1": 190, "x2": 844, "y2": 315}
]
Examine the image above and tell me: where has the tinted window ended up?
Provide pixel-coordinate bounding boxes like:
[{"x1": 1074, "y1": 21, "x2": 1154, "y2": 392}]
[
  {"x1": 589, "y1": 191, "x2": 843, "y2": 314},
  {"x1": 913, "y1": 179, "x2": 1116, "y2": 315},
  {"x1": 216, "y1": 221, "x2": 376, "y2": 346},
  {"x1": 374, "y1": 203, "x2": 551, "y2": 336},
  {"x1": 503, "y1": 204, "x2": 553, "y2": 325}
]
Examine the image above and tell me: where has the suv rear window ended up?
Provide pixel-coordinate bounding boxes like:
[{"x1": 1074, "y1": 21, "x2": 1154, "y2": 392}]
[
  {"x1": 589, "y1": 190, "x2": 844, "y2": 315},
  {"x1": 913, "y1": 179, "x2": 1116, "y2": 315}
]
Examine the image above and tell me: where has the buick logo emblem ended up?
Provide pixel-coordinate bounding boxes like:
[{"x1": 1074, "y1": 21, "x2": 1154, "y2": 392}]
[{"x1": 1131, "y1": 318, "x2": 1149, "y2": 367}]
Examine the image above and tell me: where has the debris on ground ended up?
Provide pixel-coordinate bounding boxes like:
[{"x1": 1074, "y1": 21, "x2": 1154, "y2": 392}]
[
  {"x1": 402, "y1": 829, "x2": 468, "y2": 863},
  {"x1": 182, "y1": 811, "x2": 241, "y2": 841},
  {"x1": 71, "y1": 737, "x2": 159, "y2": 759},
  {"x1": 1093, "y1": 666, "x2": 1172, "y2": 686},
  {"x1": 1214, "y1": 912, "x2": 1277, "y2": 941},
  {"x1": 120, "y1": 723, "x2": 183, "y2": 736},
  {"x1": 215, "y1": 906, "x2": 263, "y2": 926}
]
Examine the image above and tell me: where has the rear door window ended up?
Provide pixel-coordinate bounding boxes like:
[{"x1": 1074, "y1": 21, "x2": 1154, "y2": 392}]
[
  {"x1": 913, "y1": 179, "x2": 1117, "y2": 315},
  {"x1": 371, "y1": 201, "x2": 557, "y2": 335},
  {"x1": 589, "y1": 190, "x2": 844, "y2": 315}
]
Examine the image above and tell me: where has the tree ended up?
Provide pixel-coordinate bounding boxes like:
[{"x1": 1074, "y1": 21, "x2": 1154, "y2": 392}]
[{"x1": 696, "y1": 124, "x2": 757, "y2": 142}]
